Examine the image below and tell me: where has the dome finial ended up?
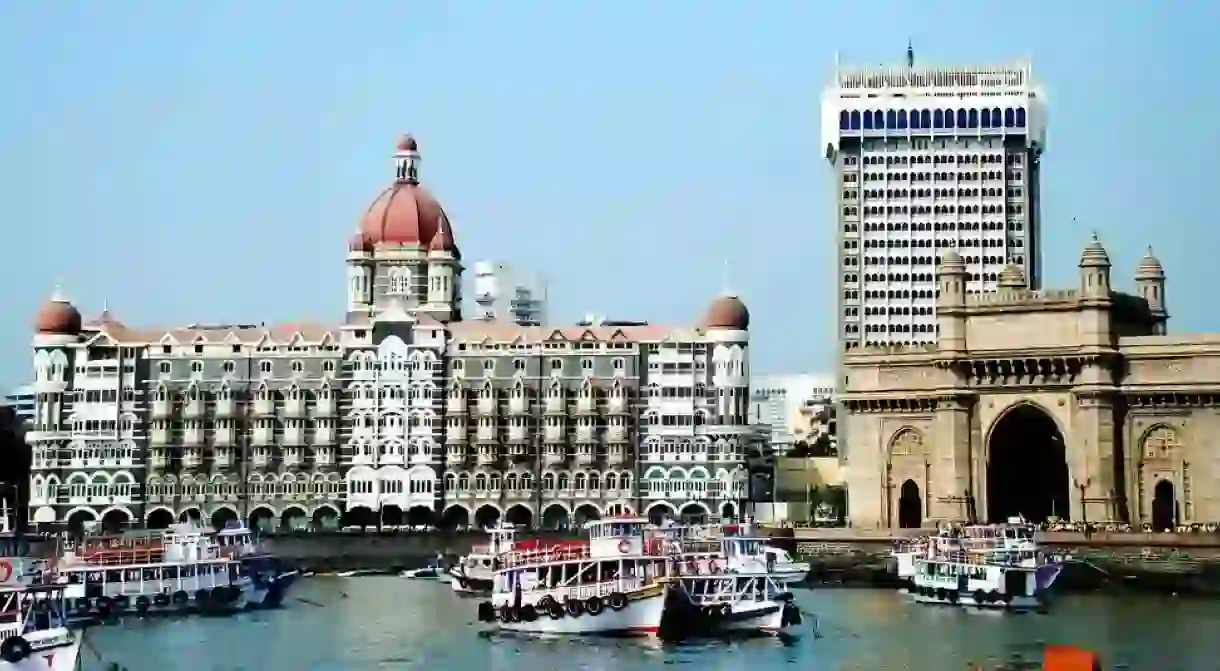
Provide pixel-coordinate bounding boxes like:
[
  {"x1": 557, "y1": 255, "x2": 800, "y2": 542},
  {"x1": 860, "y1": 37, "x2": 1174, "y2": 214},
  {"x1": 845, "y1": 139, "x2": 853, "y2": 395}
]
[{"x1": 394, "y1": 133, "x2": 420, "y2": 184}]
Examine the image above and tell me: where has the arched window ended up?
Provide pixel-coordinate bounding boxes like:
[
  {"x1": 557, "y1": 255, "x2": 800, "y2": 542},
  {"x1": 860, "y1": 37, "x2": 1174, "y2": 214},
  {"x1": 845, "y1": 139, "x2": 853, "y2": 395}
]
[
  {"x1": 933, "y1": 109, "x2": 944, "y2": 129},
  {"x1": 955, "y1": 109, "x2": 968, "y2": 128},
  {"x1": 897, "y1": 109, "x2": 907, "y2": 129},
  {"x1": 863, "y1": 110, "x2": 874, "y2": 130},
  {"x1": 839, "y1": 110, "x2": 849, "y2": 130},
  {"x1": 980, "y1": 108, "x2": 991, "y2": 128},
  {"x1": 1016, "y1": 107, "x2": 1026, "y2": 127},
  {"x1": 943, "y1": 109, "x2": 954, "y2": 129},
  {"x1": 1004, "y1": 108, "x2": 1015, "y2": 128},
  {"x1": 885, "y1": 109, "x2": 897, "y2": 130},
  {"x1": 920, "y1": 109, "x2": 931, "y2": 128},
  {"x1": 850, "y1": 110, "x2": 861, "y2": 129},
  {"x1": 967, "y1": 108, "x2": 978, "y2": 128}
]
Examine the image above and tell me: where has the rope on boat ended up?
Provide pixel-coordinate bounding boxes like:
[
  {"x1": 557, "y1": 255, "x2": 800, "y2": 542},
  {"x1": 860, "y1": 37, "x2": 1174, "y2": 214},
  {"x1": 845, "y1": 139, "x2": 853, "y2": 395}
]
[{"x1": 81, "y1": 630, "x2": 130, "y2": 671}]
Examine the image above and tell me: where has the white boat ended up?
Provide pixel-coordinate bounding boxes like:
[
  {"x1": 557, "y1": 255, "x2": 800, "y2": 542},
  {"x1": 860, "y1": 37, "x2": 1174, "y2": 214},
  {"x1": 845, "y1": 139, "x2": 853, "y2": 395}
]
[
  {"x1": 402, "y1": 555, "x2": 448, "y2": 580},
  {"x1": 450, "y1": 523, "x2": 520, "y2": 595},
  {"x1": 652, "y1": 521, "x2": 811, "y2": 584},
  {"x1": 0, "y1": 502, "x2": 81, "y2": 671},
  {"x1": 0, "y1": 584, "x2": 81, "y2": 671},
  {"x1": 909, "y1": 548, "x2": 1064, "y2": 611},
  {"x1": 56, "y1": 523, "x2": 253, "y2": 617},
  {"x1": 212, "y1": 522, "x2": 298, "y2": 609},
  {"x1": 475, "y1": 518, "x2": 670, "y2": 636},
  {"x1": 894, "y1": 517, "x2": 1042, "y2": 584}
]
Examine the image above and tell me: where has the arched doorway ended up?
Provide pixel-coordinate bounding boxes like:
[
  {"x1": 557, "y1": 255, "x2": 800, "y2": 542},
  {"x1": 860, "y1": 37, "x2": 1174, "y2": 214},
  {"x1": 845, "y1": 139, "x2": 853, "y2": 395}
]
[
  {"x1": 311, "y1": 505, "x2": 340, "y2": 531},
  {"x1": 281, "y1": 506, "x2": 307, "y2": 532},
  {"x1": 247, "y1": 507, "x2": 274, "y2": 532},
  {"x1": 648, "y1": 503, "x2": 675, "y2": 526},
  {"x1": 1152, "y1": 479, "x2": 1177, "y2": 531},
  {"x1": 66, "y1": 509, "x2": 97, "y2": 535},
  {"x1": 381, "y1": 505, "x2": 405, "y2": 527},
  {"x1": 146, "y1": 509, "x2": 173, "y2": 530},
  {"x1": 541, "y1": 504, "x2": 569, "y2": 530},
  {"x1": 987, "y1": 404, "x2": 1069, "y2": 523},
  {"x1": 405, "y1": 506, "x2": 433, "y2": 528},
  {"x1": 179, "y1": 508, "x2": 202, "y2": 524},
  {"x1": 440, "y1": 505, "x2": 470, "y2": 530},
  {"x1": 573, "y1": 504, "x2": 601, "y2": 526},
  {"x1": 505, "y1": 505, "x2": 533, "y2": 528},
  {"x1": 898, "y1": 479, "x2": 922, "y2": 529},
  {"x1": 474, "y1": 505, "x2": 501, "y2": 529},
  {"x1": 720, "y1": 502, "x2": 736, "y2": 520},
  {"x1": 342, "y1": 506, "x2": 376, "y2": 529},
  {"x1": 101, "y1": 509, "x2": 131, "y2": 534},
  {"x1": 210, "y1": 507, "x2": 238, "y2": 531}
]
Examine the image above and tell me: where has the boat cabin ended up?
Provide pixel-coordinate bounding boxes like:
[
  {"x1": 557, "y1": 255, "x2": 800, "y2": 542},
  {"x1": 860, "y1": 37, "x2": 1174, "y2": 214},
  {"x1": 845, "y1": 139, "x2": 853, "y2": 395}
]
[
  {"x1": 719, "y1": 536, "x2": 777, "y2": 573},
  {"x1": 213, "y1": 522, "x2": 259, "y2": 557},
  {"x1": 586, "y1": 517, "x2": 648, "y2": 558}
]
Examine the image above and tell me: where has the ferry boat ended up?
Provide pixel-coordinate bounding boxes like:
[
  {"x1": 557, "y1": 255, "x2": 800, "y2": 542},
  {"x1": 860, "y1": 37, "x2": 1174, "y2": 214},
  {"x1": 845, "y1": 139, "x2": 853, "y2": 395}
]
[
  {"x1": 449, "y1": 523, "x2": 559, "y2": 595},
  {"x1": 651, "y1": 521, "x2": 811, "y2": 584},
  {"x1": 894, "y1": 517, "x2": 1041, "y2": 584},
  {"x1": 474, "y1": 518, "x2": 670, "y2": 636},
  {"x1": 660, "y1": 534, "x2": 804, "y2": 636},
  {"x1": 909, "y1": 547, "x2": 1064, "y2": 610},
  {"x1": 56, "y1": 523, "x2": 254, "y2": 617},
  {"x1": 0, "y1": 503, "x2": 81, "y2": 671}
]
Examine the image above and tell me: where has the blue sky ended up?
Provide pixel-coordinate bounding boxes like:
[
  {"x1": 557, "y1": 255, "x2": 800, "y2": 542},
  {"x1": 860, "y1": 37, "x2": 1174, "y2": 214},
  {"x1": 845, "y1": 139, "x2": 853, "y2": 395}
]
[{"x1": 1, "y1": 2, "x2": 1216, "y2": 388}]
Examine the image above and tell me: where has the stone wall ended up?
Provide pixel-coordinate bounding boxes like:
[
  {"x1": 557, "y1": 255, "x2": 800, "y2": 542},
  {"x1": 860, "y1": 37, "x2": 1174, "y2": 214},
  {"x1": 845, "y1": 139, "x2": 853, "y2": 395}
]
[{"x1": 262, "y1": 530, "x2": 576, "y2": 572}]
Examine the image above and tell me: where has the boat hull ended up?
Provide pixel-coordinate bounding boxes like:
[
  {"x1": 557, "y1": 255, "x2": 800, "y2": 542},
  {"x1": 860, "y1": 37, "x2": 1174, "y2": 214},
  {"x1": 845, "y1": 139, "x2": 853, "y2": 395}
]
[
  {"x1": 720, "y1": 601, "x2": 804, "y2": 635},
  {"x1": 485, "y1": 585, "x2": 666, "y2": 636},
  {"x1": 449, "y1": 572, "x2": 492, "y2": 595},
  {"x1": 0, "y1": 632, "x2": 81, "y2": 671},
  {"x1": 910, "y1": 591, "x2": 1042, "y2": 611}
]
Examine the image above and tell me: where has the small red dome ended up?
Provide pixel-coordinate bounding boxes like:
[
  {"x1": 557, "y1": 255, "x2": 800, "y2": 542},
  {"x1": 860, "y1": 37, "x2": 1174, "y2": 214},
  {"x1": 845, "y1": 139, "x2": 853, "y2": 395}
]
[
  {"x1": 348, "y1": 232, "x2": 372, "y2": 253},
  {"x1": 428, "y1": 219, "x2": 460, "y2": 258},
  {"x1": 702, "y1": 295, "x2": 749, "y2": 330},
  {"x1": 397, "y1": 134, "x2": 418, "y2": 152},
  {"x1": 357, "y1": 135, "x2": 454, "y2": 248},
  {"x1": 35, "y1": 297, "x2": 82, "y2": 335}
]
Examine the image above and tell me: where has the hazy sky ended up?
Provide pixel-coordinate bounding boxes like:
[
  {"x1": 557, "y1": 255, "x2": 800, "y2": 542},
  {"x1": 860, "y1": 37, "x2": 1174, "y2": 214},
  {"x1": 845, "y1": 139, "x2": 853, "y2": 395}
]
[{"x1": 2, "y1": 1, "x2": 1216, "y2": 388}]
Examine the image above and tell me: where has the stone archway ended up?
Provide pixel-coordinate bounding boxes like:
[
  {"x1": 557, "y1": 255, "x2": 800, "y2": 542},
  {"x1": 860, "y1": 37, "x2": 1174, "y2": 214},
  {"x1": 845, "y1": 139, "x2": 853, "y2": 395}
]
[
  {"x1": 381, "y1": 504, "x2": 405, "y2": 527},
  {"x1": 100, "y1": 508, "x2": 131, "y2": 534},
  {"x1": 179, "y1": 508, "x2": 203, "y2": 524},
  {"x1": 474, "y1": 505, "x2": 501, "y2": 529},
  {"x1": 987, "y1": 404, "x2": 1069, "y2": 523},
  {"x1": 898, "y1": 480, "x2": 922, "y2": 529},
  {"x1": 440, "y1": 505, "x2": 470, "y2": 530},
  {"x1": 405, "y1": 506, "x2": 433, "y2": 528},
  {"x1": 505, "y1": 505, "x2": 533, "y2": 528},
  {"x1": 541, "y1": 504, "x2": 569, "y2": 530},
  {"x1": 210, "y1": 507, "x2": 238, "y2": 531},
  {"x1": 146, "y1": 508, "x2": 174, "y2": 530},
  {"x1": 1152, "y1": 479, "x2": 1177, "y2": 531},
  {"x1": 66, "y1": 509, "x2": 98, "y2": 534}
]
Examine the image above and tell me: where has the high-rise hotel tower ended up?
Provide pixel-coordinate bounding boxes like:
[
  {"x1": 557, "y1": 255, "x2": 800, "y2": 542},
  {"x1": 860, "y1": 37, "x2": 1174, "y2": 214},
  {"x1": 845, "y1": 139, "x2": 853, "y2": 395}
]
[{"x1": 822, "y1": 47, "x2": 1047, "y2": 352}]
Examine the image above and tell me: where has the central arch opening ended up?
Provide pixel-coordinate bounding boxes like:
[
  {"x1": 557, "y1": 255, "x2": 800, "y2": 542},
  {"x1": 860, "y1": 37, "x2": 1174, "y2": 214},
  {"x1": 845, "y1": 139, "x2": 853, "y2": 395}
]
[
  {"x1": 987, "y1": 404, "x2": 1069, "y2": 524},
  {"x1": 1152, "y1": 479, "x2": 1177, "y2": 531},
  {"x1": 898, "y1": 479, "x2": 922, "y2": 529}
]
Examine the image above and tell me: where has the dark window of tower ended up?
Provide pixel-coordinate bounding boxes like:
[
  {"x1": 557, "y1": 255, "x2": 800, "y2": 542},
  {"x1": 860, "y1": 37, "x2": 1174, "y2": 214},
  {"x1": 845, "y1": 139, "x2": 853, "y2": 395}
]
[
  {"x1": 839, "y1": 110, "x2": 849, "y2": 130},
  {"x1": 956, "y1": 109, "x2": 968, "y2": 128},
  {"x1": 886, "y1": 110, "x2": 897, "y2": 129},
  {"x1": 850, "y1": 110, "x2": 861, "y2": 129},
  {"x1": 1016, "y1": 107, "x2": 1026, "y2": 127},
  {"x1": 943, "y1": 109, "x2": 954, "y2": 129},
  {"x1": 863, "y1": 111, "x2": 874, "y2": 130},
  {"x1": 1004, "y1": 108, "x2": 1015, "y2": 127},
  {"x1": 933, "y1": 109, "x2": 944, "y2": 129},
  {"x1": 968, "y1": 108, "x2": 978, "y2": 128}
]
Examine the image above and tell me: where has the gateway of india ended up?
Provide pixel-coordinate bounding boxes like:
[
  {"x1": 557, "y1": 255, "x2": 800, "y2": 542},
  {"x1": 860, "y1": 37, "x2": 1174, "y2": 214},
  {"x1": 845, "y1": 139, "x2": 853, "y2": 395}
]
[
  {"x1": 843, "y1": 236, "x2": 1218, "y2": 531},
  {"x1": 26, "y1": 135, "x2": 754, "y2": 533}
]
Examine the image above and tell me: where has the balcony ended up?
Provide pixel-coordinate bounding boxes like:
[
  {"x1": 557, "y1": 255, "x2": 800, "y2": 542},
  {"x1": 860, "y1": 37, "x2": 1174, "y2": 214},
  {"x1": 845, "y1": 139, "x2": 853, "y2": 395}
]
[
  {"x1": 606, "y1": 424, "x2": 627, "y2": 442},
  {"x1": 476, "y1": 447, "x2": 497, "y2": 466},
  {"x1": 545, "y1": 395, "x2": 564, "y2": 414},
  {"x1": 149, "y1": 451, "x2": 168, "y2": 469},
  {"x1": 446, "y1": 396, "x2": 466, "y2": 414},
  {"x1": 215, "y1": 398, "x2": 234, "y2": 418},
  {"x1": 508, "y1": 395, "x2": 527, "y2": 415},
  {"x1": 254, "y1": 397, "x2": 274, "y2": 416},
  {"x1": 184, "y1": 426, "x2": 204, "y2": 446},
  {"x1": 212, "y1": 429, "x2": 233, "y2": 447},
  {"x1": 446, "y1": 425, "x2": 467, "y2": 443},
  {"x1": 446, "y1": 447, "x2": 467, "y2": 466},
  {"x1": 183, "y1": 399, "x2": 204, "y2": 419},
  {"x1": 150, "y1": 426, "x2": 169, "y2": 446},
  {"x1": 283, "y1": 449, "x2": 303, "y2": 468},
  {"x1": 252, "y1": 426, "x2": 273, "y2": 446},
  {"x1": 576, "y1": 422, "x2": 595, "y2": 442},
  {"x1": 576, "y1": 394, "x2": 595, "y2": 414},
  {"x1": 315, "y1": 395, "x2": 335, "y2": 416},
  {"x1": 284, "y1": 398, "x2": 305, "y2": 418},
  {"x1": 508, "y1": 423, "x2": 527, "y2": 443},
  {"x1": 607, "y1": 394, "x2": 626, "y2": 414},
  {"x1": 252, "y1": 452, "x2": 270, "y2": 468},
  {"x1": 181, "y1": 451, "x2": 203, "y2": 469},
  {"x1": 152, "y1": 398, "x2": 170, "y2": 420},
  {"x1": 314, "y1": 449, "x2": 334, "y2": 466},
  {"x1": 476, "y1": 396, "x2": 496, "y2": 415},
  {"x1": 476, "y1": 424, "x2": 496, "y2": 443},
  {"x1": 575, "y1": 446, "x2": 595, "y2": 466},
  {"x1": 284, "y1": 426, "x2": 304, "y2": 446},
  {"x1": 544, "y1": 423, "x2": 564, "y2": 442},
  {"x1": 605, "y1": 444, "x2": 627, "y2": 466},
  {"x1": 213, "y1": 450, "x2": 233, "y2": 468},
  {"x1": 314, "y1": 425, "x2": 334, "y2": 444},
  {"x1": 543, "y1": 446, "x2": 565, "y2": 467}
]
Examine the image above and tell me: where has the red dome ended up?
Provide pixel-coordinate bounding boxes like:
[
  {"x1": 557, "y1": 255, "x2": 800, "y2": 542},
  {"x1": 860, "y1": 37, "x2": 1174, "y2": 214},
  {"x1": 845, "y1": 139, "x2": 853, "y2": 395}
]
[
  {"x1": 428, "y1": 218, "x2": 460, "y2": 258},
  {"x1": 702, "y1": 295, "x2": 750, "y2": 330},
  {"x1": 35, "y1": 297, "x2": 82, "y2": 335},
  {"x1": 357, "y1": 135, "x2": 452, "y2": 247}
]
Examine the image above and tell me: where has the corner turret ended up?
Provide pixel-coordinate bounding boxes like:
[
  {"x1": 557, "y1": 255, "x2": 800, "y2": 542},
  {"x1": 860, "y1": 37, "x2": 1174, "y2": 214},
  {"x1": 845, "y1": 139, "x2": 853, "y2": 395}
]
[
  {"x1": 1135, "y1": 246, "x2": 1167, "y2": 335},
  {"x1": 936, "y1": 250, "x2": 967, "y2": 354}
]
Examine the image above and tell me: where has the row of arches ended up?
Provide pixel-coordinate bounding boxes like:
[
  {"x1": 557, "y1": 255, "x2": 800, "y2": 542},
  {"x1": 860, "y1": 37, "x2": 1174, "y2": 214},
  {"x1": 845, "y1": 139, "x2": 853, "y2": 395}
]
[
  {"x1": 347, "y1": 438, "x2": 437, "y2": 461},
  {"x1": 346, "y1": 465, "x2": 437, "y2": 499},
  {"x1": 640, "y1": 466, "x2": 749, "y2": 498},
  {"x1": 347, "y1": 411, "x2": 440, "y2": 431},
  {"x1": 144, "y1": 472, "x2": 343, "y2": 500},
  {"x1": 32, "y1": 471, "x2": 138, "y2": 504},
  {"x1": 839, "y1": 106, "x2": 1029, "y2": 132}
]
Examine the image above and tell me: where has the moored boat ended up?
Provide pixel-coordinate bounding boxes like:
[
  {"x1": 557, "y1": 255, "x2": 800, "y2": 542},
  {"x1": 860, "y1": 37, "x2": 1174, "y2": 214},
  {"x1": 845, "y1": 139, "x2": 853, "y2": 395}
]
[
  {"x1": 0, "y1": 503, "x2": 80, "y2": 671},
  {"x1": 56, "y1": 523, "x2": 253, "y2": 617},
  {"x1": 652, "y1": 520, "x2": 811, "y2": 584},
  {"x1": 450, "y1": 523, "x2": 520, "y2": 595},
  {"x1": 475, "y1": 518, "x2": 670, "y2": 636},
  {"x1": 909, "y1": 546, "x2": 1064, "y2": 611}
]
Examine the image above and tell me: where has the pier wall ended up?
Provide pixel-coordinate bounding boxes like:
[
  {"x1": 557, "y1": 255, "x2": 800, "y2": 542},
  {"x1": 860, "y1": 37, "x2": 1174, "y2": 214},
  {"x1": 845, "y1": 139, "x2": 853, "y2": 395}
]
[{"x1": 262, "y1": 531, "x2": 575, "y2": 572}]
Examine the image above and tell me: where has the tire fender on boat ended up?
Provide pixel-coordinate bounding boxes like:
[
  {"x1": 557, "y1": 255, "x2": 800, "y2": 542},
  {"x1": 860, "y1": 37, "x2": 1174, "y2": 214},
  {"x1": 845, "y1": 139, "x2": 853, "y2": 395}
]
[
  {"x1": 477, "y1": 601, "x2": 494, "y2": 622},
  {"x1": 607, "y1": 592, "x2": 628, "y2": 611},
  {"x1": 95, "y1": 596, "x2": 113, "y2": 614},
  {"x1": 74, "y1": 597, "x2": 90, "y2": 613},
  {"x1": 136, "y1": 596, "x2": 151, "y2": 613},
  {"x1": 584, "y1": 596, "x2": 604, "y2": 616},
  {"x1": 519, "y1": 604, "x2": 538, "y2": 622},
  {"x1": 114, "y1": 595, "x2": 131, "y2": 610},
  {"x1": 547, "y1": 602, "x2": 565, "y2": 620},
  {"x1": 195, "y1": 589, "x2": 211, "y2": 604},
  {"x1": 973, "y1": 589, "x2": 985, "y2": 605},
  {"x1": 988, "y1": 590, "x2": 1000, "y2": 603},
  {"x1": 0, "y1": 636, "x2": 31, "y2": 664},
  {"x1": 173, "y1": 590, "x2": 189, "y2": 605},
  {"x1": 947, "y1": 590, "x2": 959, "y2": 605},
  {"x1": 718, "y1": 603, "x2": 731, "y2": 617},
  {"x1": 498, "y1": 606, "x2": 512, "y2": 623},
  {"x1": 154, "y1": 593, "x2": 171, "y2": 607},
  {"x1": 565, "y1": 599, "x2": 584, "y2": 618}
]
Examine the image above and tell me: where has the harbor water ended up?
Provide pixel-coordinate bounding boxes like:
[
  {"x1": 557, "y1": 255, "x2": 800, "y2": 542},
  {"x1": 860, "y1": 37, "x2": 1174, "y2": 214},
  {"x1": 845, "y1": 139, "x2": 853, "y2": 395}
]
[{"x1": 80, "y1": 576, "x2": 1213, "y2": 670}]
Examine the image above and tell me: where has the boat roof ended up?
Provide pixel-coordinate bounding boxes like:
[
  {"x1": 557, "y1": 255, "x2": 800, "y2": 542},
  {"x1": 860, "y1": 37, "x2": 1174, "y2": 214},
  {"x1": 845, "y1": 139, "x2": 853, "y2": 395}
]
[{"x1": 584, "y1": 516, "x2": 647, "y2": 529}]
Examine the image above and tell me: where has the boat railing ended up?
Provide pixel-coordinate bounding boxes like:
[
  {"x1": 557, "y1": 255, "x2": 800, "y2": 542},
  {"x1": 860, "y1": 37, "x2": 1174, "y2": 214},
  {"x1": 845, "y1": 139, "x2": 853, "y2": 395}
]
[
  {"x1": 527, "y1": 576, "x2": 648, "y2": 602},
  {"x1": 69, "y1": 548, "x2": 167, "y2": 566},
  {"x1": 920, "y1": 549, "x2": 1040, "y2": 568},
  {"x1": 501, "y1": 544, "x2": 593, "y2": 568}
]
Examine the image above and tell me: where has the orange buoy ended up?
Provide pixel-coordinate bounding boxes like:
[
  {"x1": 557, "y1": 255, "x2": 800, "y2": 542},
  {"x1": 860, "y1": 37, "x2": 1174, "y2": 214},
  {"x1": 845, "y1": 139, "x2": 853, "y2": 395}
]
[{"x1": 1044, "y1": 645, "x2": 1101, "y2": 671}]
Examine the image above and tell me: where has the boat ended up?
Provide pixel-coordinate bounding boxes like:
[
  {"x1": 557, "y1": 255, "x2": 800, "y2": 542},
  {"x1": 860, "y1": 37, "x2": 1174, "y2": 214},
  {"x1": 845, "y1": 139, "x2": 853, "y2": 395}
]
[
  {"x1": 0, "y1": 502, "x2": 81, "y2": 671},
  {"x1": 473, "y1": 517, "x2": 670, "y2": 636},
  {"x1": 652, "y1": 520, "x2": 811, "y2": 584},
  {"x1": 450, "y1": 523, "x2": 523, "y2": 595},
  {"x1": 55, "y1": 523, "x2": 254, "y2": 617},
  {"x1": 907, "y1": 520, "x2": 1065, "y2": 611},
  {"x1": 894, "y1": 517, "x2": 1043, "y2": 586},
  {"x1": 212, "y1": 522, "x2": 298, "y2": 609},
  {"x1": 658, "y1": 534, "x2": 804, "y2": 636},
  {"x1": 401, "y1": 555, "x2": 448, "y2": 580}
]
